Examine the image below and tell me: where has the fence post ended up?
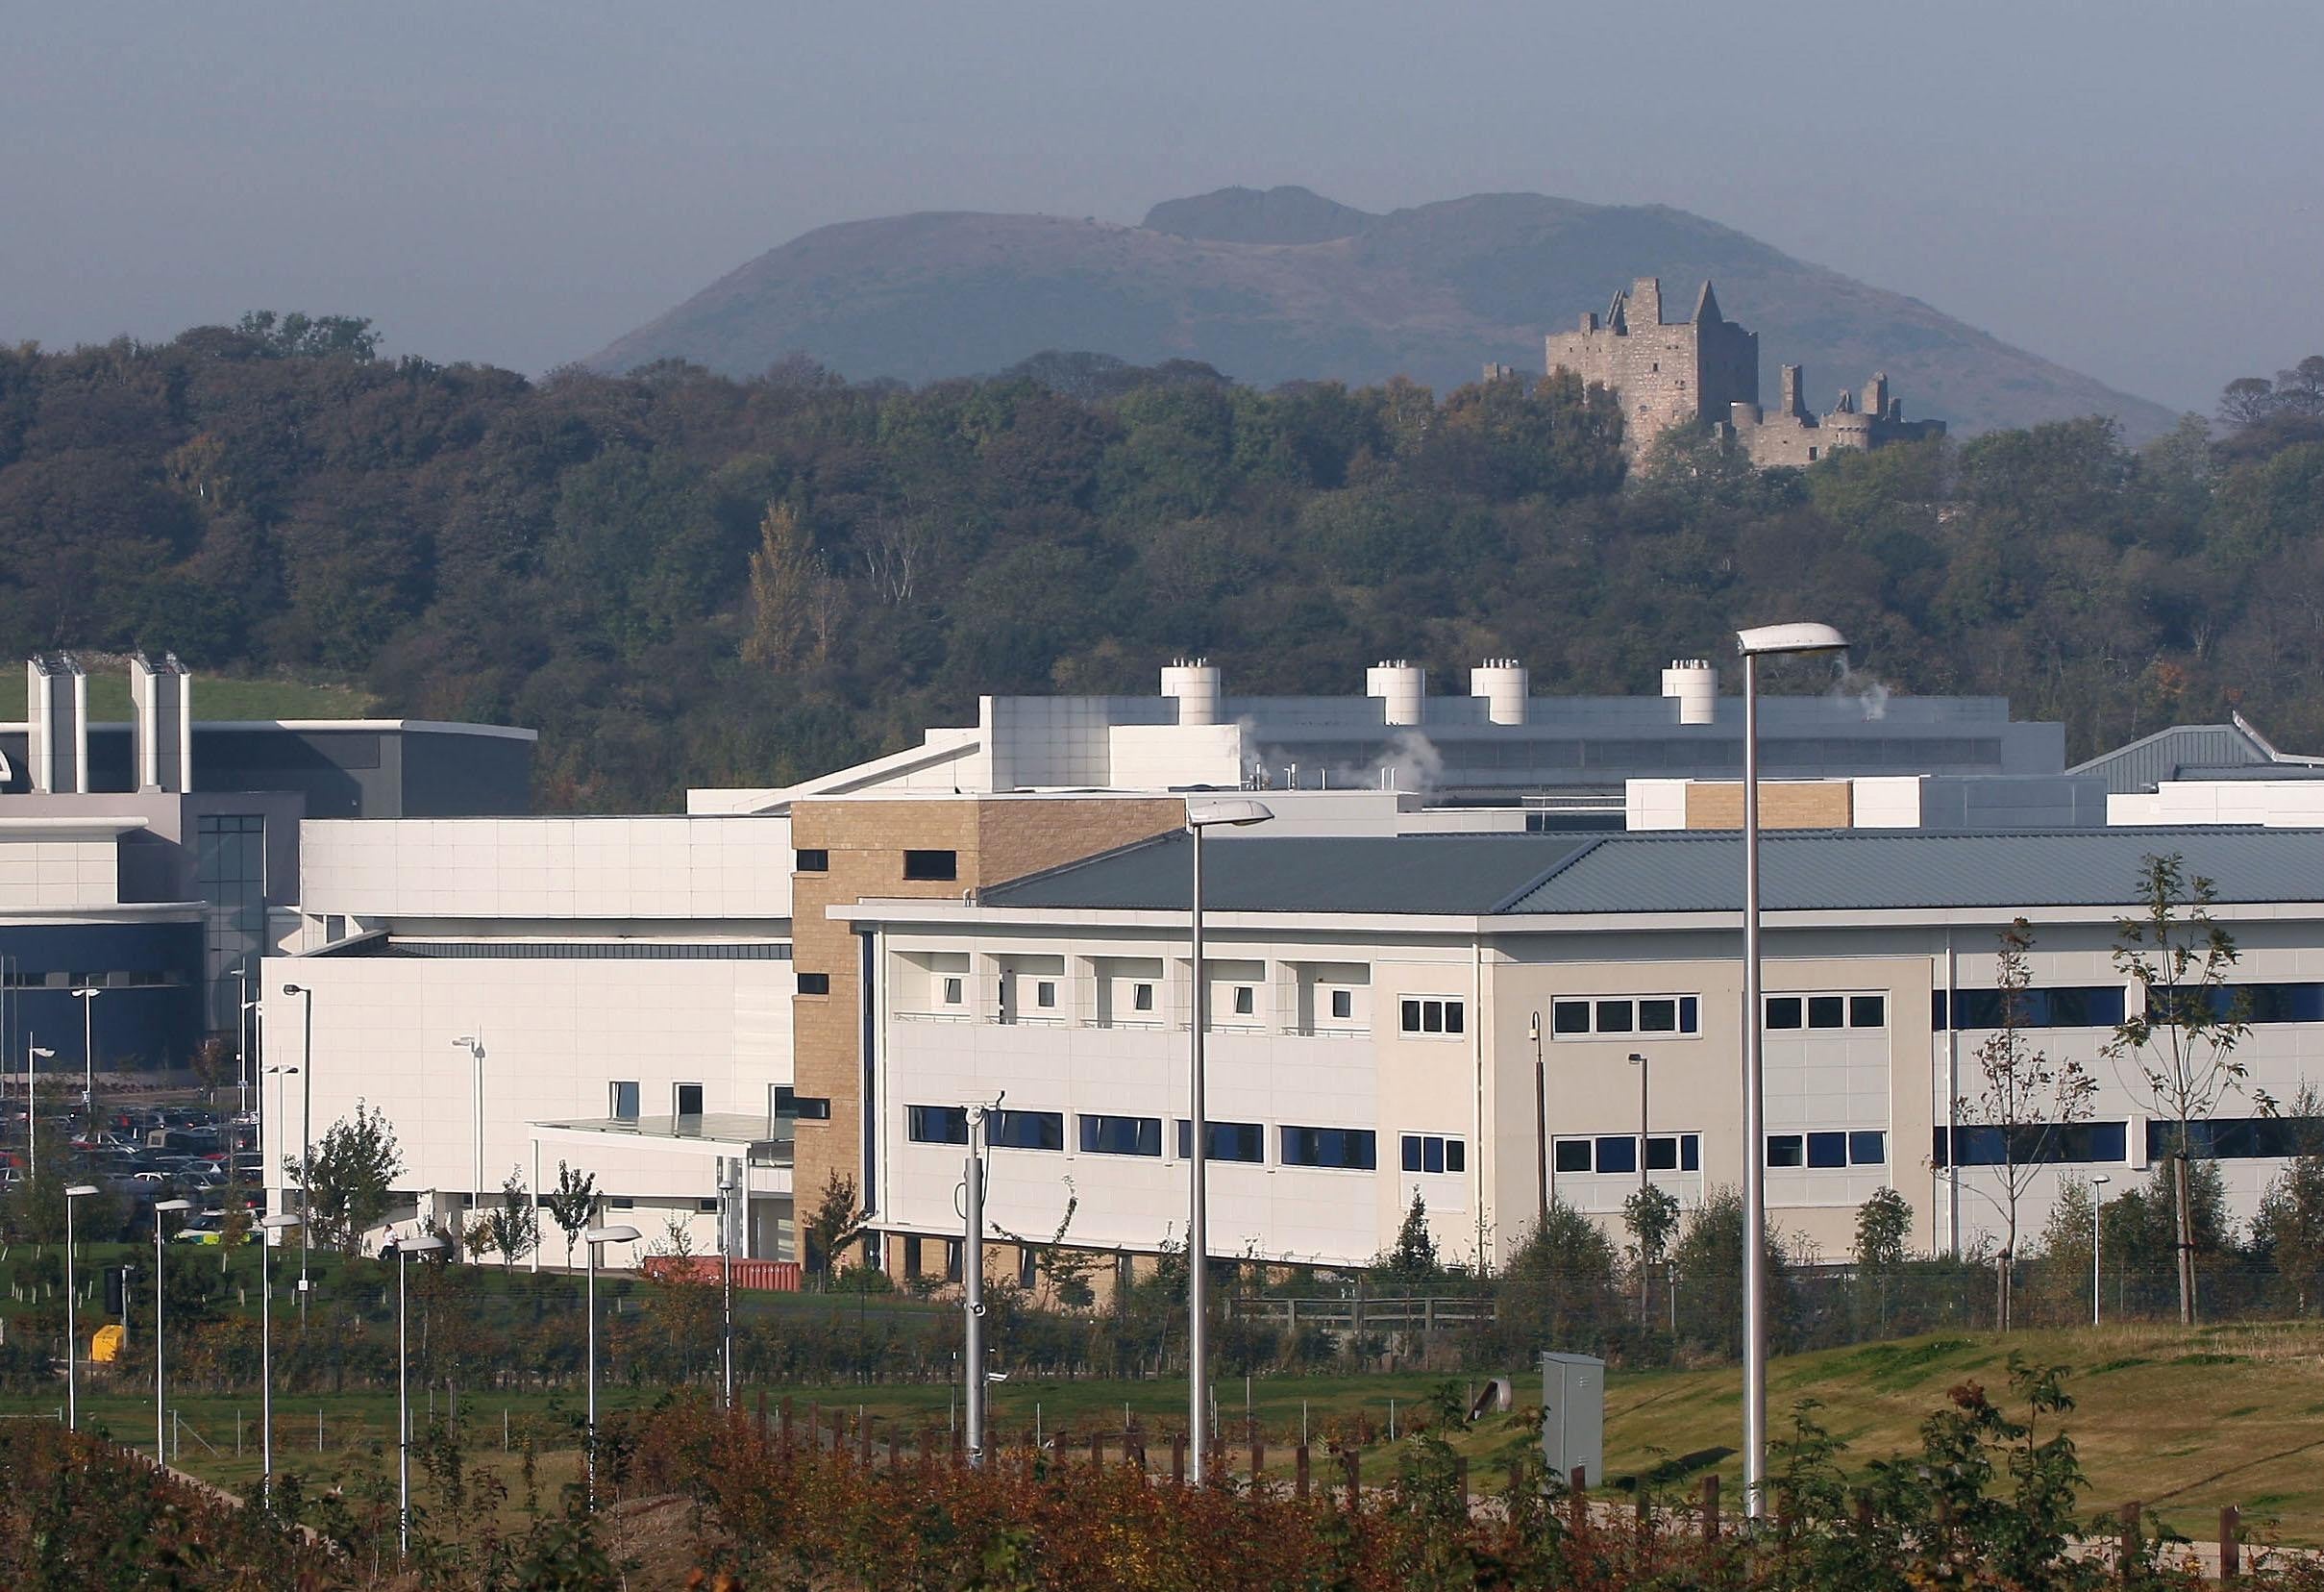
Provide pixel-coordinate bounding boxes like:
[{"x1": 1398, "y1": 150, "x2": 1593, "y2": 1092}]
[
  {"x1": 1452, "y1": 1455, "x2": 1467, "y2": 1505},
  {"x1": 807, "y1": 1401, "x2": 820, "y2": 1454},
  {"x1": 1569, "y1": 1466, "x2": 1588, "y2": 1532},
  {"x1": 1342, "y1": 1447, "x2": 1360, "y2": 1507},
  {"x1": 858, "y1": 1413, "x2": 872, "y2": 1467},
  {"x1": 1091, "y1": 1430, "x2": 1104, "y2": 1471},
  {"x1": 1701, "y1": 1474, "x2": 1720, "y2": 1541},
  {"x1": 779, "y1": 1396, "x2": 793, "y2": 1454},
  {"x1": 1171, "y1": 1430, "x2": 1186, "y2": 1486},
  {"x1": 1295, "y1": 1443, "x2": 1310, "y2": 1499},
  {"x1": 2220, "y1": 1505, "x2": 2240, "y2": 1580},
  {"x1": 754, "y1": 1388, "x2": 768, "y2": 1443},
  {"x1": 2117, "y1": 1501, "x2": 2140, "y2": 1581}
]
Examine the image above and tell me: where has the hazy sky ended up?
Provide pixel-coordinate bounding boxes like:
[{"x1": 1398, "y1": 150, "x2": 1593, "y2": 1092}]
[{"x1": 6, "y1": 2, "x2": 2318, "y2": 412}]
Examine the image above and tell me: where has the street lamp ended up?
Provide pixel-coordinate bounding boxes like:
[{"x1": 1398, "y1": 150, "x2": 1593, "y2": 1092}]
[
  {"x1": 63, "y1": 1182, "x2": 99, "y2": 1430},
  {"x1": 451, "y1": 1034, "x2": 485, "y2": 1254},
  {"x1": 2091, "y1": 1174, "x2": 2113, "y2": 1327},
  {"x1": 264, "y1": 1061, "x2": 304, "y2": 1311},
  {"x1": 233, "y1": 967, "x2": 253, "y2": 1116},
  {"x1": 26, "y1": 1044, "x2": 54, "y2": 1181},
  {"x1": 384, "y1": 1232, "x2": 448, "y2": 1555},
  {"x1": 72, "y1": 985, "x2": 100, "y2": 1112},
  {"x1": 1628, "y1": 1052, "x2": 1650, "y2": 1323},
  {"x1": 257, "y1": 1211, "x2": 302, "y2": 1505},
  {"x1": 281, "y1": 984, "x2": 315, "y2": 1306},
  {"x1": 153, "y1": 1197, "x2": 194, "y2": 1466},
  {"x1": 1530, "y1": 1013, "x2": 1548, "y2": 1224},
  {"x1": 1183, "y1": 797, "x2": 1273, "y2": 1484},
  {"x1": 1734, "y1": 619, "x2": 1848, "y2": 1519},
  {"x1": 584, "y1": 1222, "x2": 640, "y2": 1507}
]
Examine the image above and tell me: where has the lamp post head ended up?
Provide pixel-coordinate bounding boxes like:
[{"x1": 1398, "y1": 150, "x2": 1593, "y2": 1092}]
[
  {"x1": 65, "y1": 1183, "x2": 99, "y2": 1198},
  {"x1": 585, "y1": 1224, "x2": 641, "y2": 1246},
  {"x1": 72, "y1": 987, "x2": 99, "y2": 1001},
  {"x1": 31, "y1": 1047, "x2": 54, "y2": 1058},
  {"x1": 2092, "y1": 1174, "x2": 2112, "y2": 1187},
  {"x1": 1186, "y1": 798, "x2": 1274, "y2": 830},
  {"x1": 155, "y1": 1198, "x2": 194, "y2": 1213},
  {"x1": 259, "y1": 1213, "x2": 302, "y2": 1231},
  {"x1": 282, "y1": 983, "x2": 307, "y2": 997},
  {"x1": 265, "y1": 1064, "x2": 299, "y2": 1076},
  {"x1": 389, "y1": 1234, "x2": 448, "y2": 1256},
  {"x1": 1735, "y1": 622, "x2": 1849, "y2": 659}
]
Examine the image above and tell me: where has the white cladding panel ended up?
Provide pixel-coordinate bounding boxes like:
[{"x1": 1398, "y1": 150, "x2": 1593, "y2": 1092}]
[{"x1": 0, "y1": 835, "x2": 124, "y2": 908}]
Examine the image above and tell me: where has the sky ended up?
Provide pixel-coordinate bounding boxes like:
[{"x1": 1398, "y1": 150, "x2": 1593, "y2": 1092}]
[{"x1": 5, "y1": 1, "x2": 2319, "y2": 413}]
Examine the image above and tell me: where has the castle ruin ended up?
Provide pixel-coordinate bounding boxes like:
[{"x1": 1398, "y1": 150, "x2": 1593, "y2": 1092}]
[{"x1": 1517, "y1": 277, "x2": 1944, "y2": 466}]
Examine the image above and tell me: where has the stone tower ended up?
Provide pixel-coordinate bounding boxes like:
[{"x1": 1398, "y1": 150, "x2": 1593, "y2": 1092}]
[{"x1": 1545, "y1": 278, "x2": 1760, "y2": 459}]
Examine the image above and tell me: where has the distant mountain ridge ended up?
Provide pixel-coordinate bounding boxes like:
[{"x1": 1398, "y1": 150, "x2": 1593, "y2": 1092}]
[{"x1": 587, "y1": 185, "x2": 2178, "y2": 438}]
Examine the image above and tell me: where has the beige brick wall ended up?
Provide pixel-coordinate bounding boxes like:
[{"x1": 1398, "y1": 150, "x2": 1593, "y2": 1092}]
[
  {"x1": 1685, "y1": 781, "x2": 1853, "y2": 831},
  {"x1": 788, "y1": 796, "x2": 1183, "y2": 1261}
]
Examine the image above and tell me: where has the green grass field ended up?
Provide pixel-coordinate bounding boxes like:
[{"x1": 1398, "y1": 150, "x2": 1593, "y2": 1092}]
[{"x1": 0, "y1": 667, "x2": 372, "y2": 721}]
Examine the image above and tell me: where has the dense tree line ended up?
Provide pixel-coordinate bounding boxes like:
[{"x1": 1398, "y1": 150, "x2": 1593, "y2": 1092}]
[{"x1": 3, "y1": 319, "x2": 2321, "y2": 810}]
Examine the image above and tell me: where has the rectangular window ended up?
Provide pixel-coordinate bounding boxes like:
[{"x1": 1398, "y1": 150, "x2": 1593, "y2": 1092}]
[
  {"x1": 1806, "y1": 1131, "x2": 1848, "y2": 1168},
  {"x1": 1398, "y1": 997, "x2": 1465, "y2": 1036},
  {"x1": 1848, "y1": 1131, "x2": 1887, "y2": 1166},
  {"x1": 1035, "y1": 981, "x2": 1057, "y2": 1008},
  {"x1": 2146, "y1": 1114, "x2": 2324, "y2": 1161},
  {"x1": 1552, "y1": 995, "x2": 1702, "y2": 1039},
  {"x1": 674, "y1": 1082, "x2": 705, "y2": 1117},
  {"x1": 609, "y1": 1081, "x2": 640, "y2": 1121},
  {"x1": 1281, "y1": 1126, "x2": 1376, "y2": 1170},
  {"x1": 1767, "y1": 997, "x2": 1802, "y2": 1031},
  {"x1": 942, "y1": 977, "x2": 965, "y2": 1006},
  {"x1": 1933, "y1": 1119, "x2": 2130, "y2": 1167},
  {"x1": 2145, "y1": 983, "x2": 2324, "y2": 1027},
  {"x1": 1329, "y1": 988, "x2": 1354, "y2": 1021},
  {"x1": 1175, "y1": 1119, "x2": 1265, "y2": 1162},
  {"x1": 1681, "y1": 1132, "x2": 1700, "y2": 1172},
  {"x1": 1936, "y1": 986, "x2": 2127, "y2": 1030},
  {"x1": 902, "y1": 849, "x2": 958, "y2": 882},
  {"x1": 1807, "y1": 996, "x2": 1845, "y2": 1030},
  {"x1": 1018, "y1": 1247, "x2": 1038, "y2": 1288},
  {"x1": 1078, "y1": 1114, "x2": 1162, "y2": 1157},
  {"x1": 1767, "y1": 1134, "x2": 1805, "y2": 1168},
  {"x1": 1646, "y1": 1134, "x2": 1678, "y2": 1172},
  {"x1": 1231, "y1": 985, "x2": 1255, "y2": 1016},
  {"x1": 795, "y1": 849, "x2": 829, "y2": 873},
  {"x1": 902, "y1": 1236, "x2": 923, "y2": 1281},
  {"x1": 1553, "y1": 1138, "x2": 1594, "y2": 1173},
  {"x1": 772, "y1": 1086, "x2": 830, "y2": 1121},
  {"x1": 1769, "y1": 992, "x2": 1889, "y2": 1032},
  {"x1": 1595, "y1": 1134, "x2": 1638, "y2": 1174},
  {"x1": 991, "y1": 1109, "x2": 1064, "y2": 1152},
  {"x1": 906, "y1": 1105, "x2": 970, "y2": 1145},
  {"x1": 1132, "y1": 983, "x2": 1155, "y2": 1012},
  {"x1": 796, "y1": 971, "x2": 831, "y2": 995},
  {"x1": 1399, "y1": 1133, "x2": 1466, "y2": 1174},
  {"x1": 1849, "y1": 995, "x2": 1887, "y2": 1029}
]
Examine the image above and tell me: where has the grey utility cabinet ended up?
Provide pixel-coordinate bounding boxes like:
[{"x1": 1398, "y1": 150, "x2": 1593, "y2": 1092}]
[{"x1": 1539, "y1": 1352, "x2": 1605, "y2": 1481}]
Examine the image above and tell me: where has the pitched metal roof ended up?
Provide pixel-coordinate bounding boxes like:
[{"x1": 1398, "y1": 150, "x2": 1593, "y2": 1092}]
[{"x1": 977, "y1": 826, "x2": 2324, "y2": 919}]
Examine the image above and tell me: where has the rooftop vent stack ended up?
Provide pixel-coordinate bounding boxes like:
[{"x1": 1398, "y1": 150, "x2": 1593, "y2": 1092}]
[
  {"x1": 1662, "y1": 659, "x2": 1718, "y2": 726},
  {"x1": 1366, "y1": 660, "x2": 1426, "y2": 727},
  {"x1": 130, "y1": 651, "x2": 193, "y2": 793},
  {"x1": 1469, "y1": 659, "x2": 1529, "y2": 726},
  {"x1": 27, "y1": 653, "x2": 88, "y2": 794},
  {"x1": 1159, "y1": 658, "x2": 1223, "y2": 727}
]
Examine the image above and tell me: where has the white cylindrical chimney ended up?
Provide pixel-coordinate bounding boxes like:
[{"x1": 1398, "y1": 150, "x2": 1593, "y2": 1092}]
[
  {"x1": 1469, "y1": 659, "x2": 1528, "y2": 726},
  {"x1": 1366, "y1": 660, "x2": 1425, "y2": 727},
  {"x1": 1662, "y1": 659, "x2": 1718, "y2": 726},
  {"x1": 1160, "y1": 658, "x2": 1223, "y2": 727}
]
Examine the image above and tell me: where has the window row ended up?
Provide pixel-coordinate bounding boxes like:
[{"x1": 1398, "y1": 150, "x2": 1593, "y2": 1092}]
[
  {"x1": 1934, "y1": 1116, "x2": 2324, "y2": 1165},
  {"x1": 793, "y1": 847, "x2": 957, "y2": 881},
  {"x1": 608, "y1": 1081, "x2": 705, "y2": 1120},
  {"x1": 902, "y1": 1106, "x2": 1468, "y2": 1174},
  {"x1": 1934, "y1": 986, "x2": 2124, "y2": 1031},
  {"x1": 1768, "y1": 1131, "x2": 1888, "y2": 1169},
  {"x1": 1398, "y1": 997, "x2": 1466, "y2": 1037},
  {"x1": 1551, "y1": 995, "x2": 1700, "y2": 1039},
  {"x1": 1766, "y1": 994, "x2": 1886, "y2": 1032},
  {"x1": 1933, "y1": 1121, "x2": 2126, "y2": 1168},
  {"x1": 1553, "y1": 1132, "x2": 1703, "y2": 1175}
]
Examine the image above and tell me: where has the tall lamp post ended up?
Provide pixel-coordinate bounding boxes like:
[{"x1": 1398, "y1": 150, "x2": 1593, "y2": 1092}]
[
  {"x1": 281, "y1": 984, "x2": 315, "y2": 1308},
  {"x1": 257, "y1": 1211, "x2": 302, "y2": 1505},
  {"x1": 1530, "y1": 1012, "x2": 1548, "y2": 1223},
  {"x1": 1627, "y1": 1051, "x2": 1650, "y2": 1322},
  {"x1": 2090, "y1": 1174, "x2": 2113, "y2": 1327},
  {"x1": 452, "y1": 1033, "x2": 484, "y2": 1252},
  {"x1": 584, "y1": 1222, "x2": 640, "y2": 1507},
  {"x1": 64, "y1": 1182, "x2": 100, "y2": 1430},
  {"x1": 1183, "y1": 798, "x2": 1273, "y2": 1484},
  {"x1": 233, "y1": 967, "x2": 251, "y2": 1116},
  {"x1": 1734, "y1": 620, "x2": 1848, "y2": 1519},
  {"x1": 385, "y1": 1232, "x2": 447, "y2": 1555},
  {"x1": 72, "y1": 985, "x2": 101, "y2": 1114},
  {"x1": 153, "y1": 1197, "x2": 194, "y2": 1465},
  {"x1": 26, "y1": 1044, "x2": 53, "y2": 1181}
]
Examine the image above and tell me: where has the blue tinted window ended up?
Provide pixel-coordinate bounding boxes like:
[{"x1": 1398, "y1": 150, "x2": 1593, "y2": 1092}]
[
  {"x1": 1554, "y1": 1139, "x2": 1593, "y2": 1173},
  {"x1": 1079, "y1": 1115, "x2": 1160, "y2": 1157},
  {"x1": 1281, "y1": 1126, "x2": 1376, "y2": 1170},
  {"x1": 1595, "y1": 1135, "x2": 1637, "y2": 1175},
  {"x1": 1767, "y1": 1134, "x2": 1804, "y2": 1167},
  {"x1": 1176, "y1": 1119, "x2": 1265, "y2": 1162},
  {"x1": 1806, "y1": 1132, "x2": 1848, "y2": 1168},
  {"x1": 907, "y1": 1105, "x2": 969, "y2": 1145},
  {"x1": 1848, "y1": 1131, "x2": 1887, "y2": 1166},
  {"x1": 1680, "y1": 1133, "x2": 1700, "y2": 1172},
  {"x1": 991, "y1": 1110, "x2": 1063, "y2": 1151}
]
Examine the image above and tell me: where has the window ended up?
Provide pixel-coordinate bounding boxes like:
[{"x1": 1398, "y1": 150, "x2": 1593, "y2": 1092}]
[
  {"x1": 1079, "y1": 1114, "x2": 1162, "y2": 1157},
  {"x1": 1018, "y1": 1247, "x2": 1039, "y2": 1288},
  {"x1": 1398, "y1": 997, "x2": 1465, "y2": 1036},
  {"x1": 1399, "y1": 1133, "x2": 1466, "y2": 1174},
  {"x1": 1936, "y1": 986, "x2": 2126, "y2": 1030},
  {"x1": 1231, "y1": 986, "x2": 1255, "y2": 1017},
  {"x1": 1175, "y1": 1119, "x2": 1267, "y2": 1162},
  {"x1": 196, "y1": 813, "x2": 265, "y2": 1032},
  {"x1": 1035, "y1": 981, "x2": 1057, "y2": 1008},
  {"x1": 1551, "y1": 995, "x2": 1701, "y2": 1038},
  {"x1": 2144, "y1": 983, "x2": 2324, "y2": 1027},
  {"x1": 1329, "y1": 989, "x2": 1354, "y2": 1021},
  {"x1": 1132, "y1": 982, "x2": 1155, "y2": 1012},
  {"x1": 1807, "y1": 1132, "x2": 1848, "y2": 1168},
  {"x1": 991, "y1": 1109, "x2": 1064, "y2": 1151},
  {"x1": 944, "y1": 1238, "x2": 963, "y2": 1282},
  {"x1": 1768, "y1": 1134, "x2": 1805, "y2": 1167},
  {"x1": 1774, "y1": 1131, "x2": 1886, "y2": 1169},
  {"x1": 1848, "y1": 1131, "x2": 1887, "y2": 1166},
  {"x1": 1935, "y1": 1120, "x2": 2128, "y2": 1167},
  {"x1": 772, "y1": 1086, "x2": 830, "y2": 1120},
  {"x1": 674, "y1": 1083, "x2": 705, "y2": 1117},
  {"x1": 795, "y1": 849, "x2": 829, "y2": 873},
  {"x1": 796, "y1": 972, "x2": 831, "y2": 995},
  {"x1": 942, "y1": 977, "x2": 965, "y2": 1006},
  {"x1": 1768, "y1": 993, "x2": 1887, "y2": 1031},
  {"x1": 902, "y1": 849, "x2": 958, "y2": 882},
  {"x1": 1281, "y1": 1126, "x2": 1376, "y2": 1170},
  {"x1": 1553, "y1": 1139, "x2": 1593, "y2": 1173},
  {"x1": 2146, "y1": 1114, "x2": 2324, "y2": 1161},
  {"x1": 902, "y1": 1236, "x2": 923, "y2": 1280},
  {"x1": 1595, "y1": 1135, "x2": 1638, "y2": 1174},
  {"x1": 1555, "y1": 1132, "x2": 1702, "y2": 1174},
  {"x1": 609, "y1": 1081, "x2": 640, "y2": 1121},
  {"x1": 906, "y1": 1105, "x2": 970, "y2": 1145}
]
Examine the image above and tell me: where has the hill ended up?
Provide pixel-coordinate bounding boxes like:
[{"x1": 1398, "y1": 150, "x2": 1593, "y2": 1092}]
[{"x1": 586, "y1": 186, "x2": 2179, "y2": 439}]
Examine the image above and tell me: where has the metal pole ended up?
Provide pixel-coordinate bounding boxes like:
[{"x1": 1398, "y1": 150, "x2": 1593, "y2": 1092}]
[
  {"x1": 720, "y1": 1159, "x2": 735, "y2": 1409},
  {"x1": 235, "y1": 967, "x2": 249, "y2": 1117},
  {"x1": 1741, "y1": 649, "x2": 1768, "y2": 1519},
  {"x1": 585, "y1": 1241, "x2": 598, "y2": 1506},
  {"x1": 156, "y1": 1218, "x2": 167, "y2": 1466},
  {"x1": 260, "y1": 1229, "x2": 273, "y2": 1504},
  {"x1": 298, "y1": 995, "x2": 312, "y2": 1306},
  {"x1": 964, "y1": 1108, "x2": 987, "y2": 1466},
  {"x1": 64, "y1": 1193, "x2": 77, "y2": 1431},
  {"x1": 2091, "y1": 1176, "x2": 2111, "y2": 1328},
  {"x1": 1532, "y1": 1014, "x2": 1548, "y2": 1224},
  {"x1": 1187, "y1": 818, "x2": 1209, "y2": 1483},
  {"x1": 24, "y1": 1032, "x2": 33, "y2": 1183},
  {"x1": 397, "y1": 1247, "x2": 410, "y2": 1555},
  {"x1": 472, "y1": 1040, "x2": 484, "y2": 1237},
  {"x1": 83, "y1": 992, "x2": 93, "y2": 1114}
]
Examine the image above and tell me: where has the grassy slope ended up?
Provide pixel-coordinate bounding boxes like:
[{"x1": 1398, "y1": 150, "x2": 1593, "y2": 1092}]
[{"x1": 0, "y1": 672, "x2": 372, "y2": 722}]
